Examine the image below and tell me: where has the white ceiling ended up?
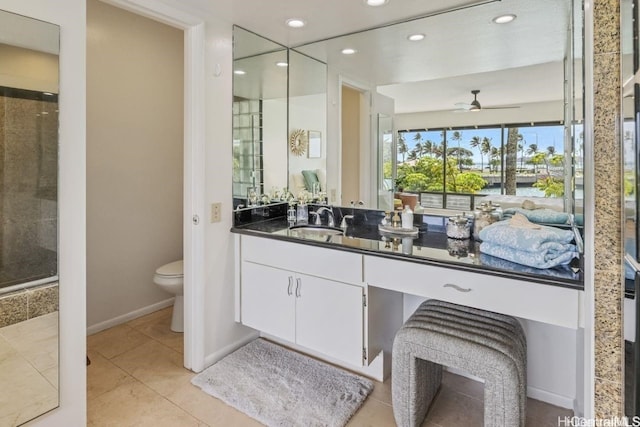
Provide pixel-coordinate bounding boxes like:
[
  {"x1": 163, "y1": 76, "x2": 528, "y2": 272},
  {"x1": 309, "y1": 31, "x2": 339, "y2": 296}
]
[{"x1": 181, "y1": 0, "x2": 580, "y2": 114}]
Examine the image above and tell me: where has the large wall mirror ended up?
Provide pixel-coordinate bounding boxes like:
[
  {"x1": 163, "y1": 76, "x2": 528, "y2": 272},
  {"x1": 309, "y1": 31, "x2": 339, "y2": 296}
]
[
  {"x1": 232, "y1": 26, "x2": 288, "y2": 206},
  {"x1": 232, "y1": 0, "x2": 584, "y2": 219},
  {"x1": 293, "y1": 0, "x2": 584, "y2": 215},
  {"x1": 0, "y1": 9, "x2": 60, "y2": 426}
]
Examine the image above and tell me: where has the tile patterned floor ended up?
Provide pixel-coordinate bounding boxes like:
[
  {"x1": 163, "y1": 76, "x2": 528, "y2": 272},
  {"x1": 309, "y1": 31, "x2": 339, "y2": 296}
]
[
  {"x1": 87, "y1": 307, "x2": 574, "y2": 426},
  {"x1": 0, "y1": 312, "x2": 58, "y2": 426}
]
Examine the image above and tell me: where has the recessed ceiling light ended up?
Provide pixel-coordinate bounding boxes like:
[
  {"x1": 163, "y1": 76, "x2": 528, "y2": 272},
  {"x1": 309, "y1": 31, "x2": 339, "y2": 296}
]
[
  {"x1": 492, "y1": 14, "x2": 516, "y2": 24},
  {"x1": 275, "y1": 61, "x2": 288, "y2": 67},
  {"x1": 234, "y1": 70, "x2": 246, "y2": 75},
  {"x1": 341, "y1": 48, "x2": 357, "y2": 55},
  {"x1": 364, "y1": 0, "x2": 388, "y2": 6},
  {"x1": 286, "y1": 18, "x2": 306, "y2": 28},
  {"x1": 407, "y1": 33, "x2": 425, "y2": 42}
]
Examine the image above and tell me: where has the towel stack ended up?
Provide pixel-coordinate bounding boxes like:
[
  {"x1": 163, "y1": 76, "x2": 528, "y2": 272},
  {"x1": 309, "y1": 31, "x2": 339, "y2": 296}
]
[
  {"x1": 478, "y1": 213, "x2": 578, "y2": 269},
  {"x1": 502, "y1": 207, "x2": 570, "y2": 225}
]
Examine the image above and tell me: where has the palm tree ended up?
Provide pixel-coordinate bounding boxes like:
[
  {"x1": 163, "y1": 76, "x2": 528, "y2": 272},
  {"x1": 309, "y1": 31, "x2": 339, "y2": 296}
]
[
  {"x1": 450, "y1": 131, "x2": 463, "y2": 170},
  {"x1": 481, "y1": 137, "x2": 492, "y2": 172},
  {"x1": 423, "y1": 140, "x2": 433, "y2": 157},
  {"x1": 526, "y1": 143, "x2": 538, "y2": 157},
  {"x1": 412, "y1": 132, "x2": 423, "y2": 155},
  {"x1": 525, "y1": 144, "x2": 538, "y2": 173},
  {"x1": 469, "y1": 136, "x2": 483, "y2": 171},
  {"x1": 432, "y1": 143, "x2": 444, "y2": 158},
  {"x1": 398, "y1": 134, "x2": 408, "y2": 163},
  {"x1": 546, "y1": 146, "x2": 556, "y2": 156},
  {"x1": 414, "y1": 142, "x2": 423, "y2": 158},
  {"x1": 489, "y1": 146, "x2": 500, "y2": 173},
  {"x1": 518, "y1": 140, "x2": 526, "y2": 171}
]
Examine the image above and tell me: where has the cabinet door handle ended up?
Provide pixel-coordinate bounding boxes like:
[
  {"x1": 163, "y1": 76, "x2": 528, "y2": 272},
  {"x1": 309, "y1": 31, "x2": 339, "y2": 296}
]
[
  {"x1": 295, "y1": 278, "x2": 302, "y2": 298},
  {"x1": 443, "y1": 283, "x2": 472, "y2": 293},
  {"x1": 287, "y1": 276, "x2": 293, "y2": 296}
]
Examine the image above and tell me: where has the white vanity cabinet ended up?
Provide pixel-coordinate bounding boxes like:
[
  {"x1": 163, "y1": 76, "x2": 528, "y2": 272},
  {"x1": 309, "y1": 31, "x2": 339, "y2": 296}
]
[
  {"x1": 363, "y1": 255, "x2": 582, "y2": 329},
  {"x1": 241, "y1": 260, "x2": 365, "y2": 366},
  {"x1": 237, "y1": 235, "x2": 371, "y2": 367}
]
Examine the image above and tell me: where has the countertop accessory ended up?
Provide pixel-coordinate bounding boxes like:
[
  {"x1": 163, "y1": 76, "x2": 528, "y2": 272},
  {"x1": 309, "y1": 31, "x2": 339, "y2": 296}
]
[
  {"x1": 473, "y1": 202, "x2": 500, "y2": 240},
  {"x1": 391, "y1": 211, "x2": 401, "y2": 228},
  {"x1": 378, "y1": 223, "x2": 419, "y2": 237},
  {"x1": 401, "y1": 205, "x2": 413, "y2": 229},
  {"x1": 446, "y1": 214, "x2": 471, "y2": 239},
  {"x1": 296, "y1": 203, "x2": 308, "y2": 224}
]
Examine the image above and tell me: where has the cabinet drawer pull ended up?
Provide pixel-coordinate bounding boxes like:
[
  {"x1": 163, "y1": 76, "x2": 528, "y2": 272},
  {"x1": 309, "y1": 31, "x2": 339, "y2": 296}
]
[
  {"x1": 295, "y1": 278, "x2": 302, "y2": 297},
  {"x1": 443, "y1": 283, "x2": 472, "y2": 293},
  {"x1": 287, "y1": 276, "x2": 293, "y2": 296}
]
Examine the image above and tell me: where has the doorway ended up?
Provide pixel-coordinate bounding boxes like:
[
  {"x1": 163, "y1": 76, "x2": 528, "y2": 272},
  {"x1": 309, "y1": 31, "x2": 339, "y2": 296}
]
[
  {"x1": 87, "y1": 0, "x2": 206, "y2": 371},
  {"x1": 341, "y1": 85, "x2": 365, "y2": 205}
]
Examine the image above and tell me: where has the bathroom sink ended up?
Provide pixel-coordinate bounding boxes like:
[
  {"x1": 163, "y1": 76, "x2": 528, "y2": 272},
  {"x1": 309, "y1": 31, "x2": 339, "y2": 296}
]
[{"x1": 289, "y1": 224, "x2": 344, "y2": 238}]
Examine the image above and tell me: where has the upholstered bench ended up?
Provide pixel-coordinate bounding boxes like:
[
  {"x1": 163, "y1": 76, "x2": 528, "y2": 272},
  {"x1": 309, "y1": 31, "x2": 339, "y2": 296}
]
[{"x1": 392, "y1": 299, "x2": 527, "y2": 427}]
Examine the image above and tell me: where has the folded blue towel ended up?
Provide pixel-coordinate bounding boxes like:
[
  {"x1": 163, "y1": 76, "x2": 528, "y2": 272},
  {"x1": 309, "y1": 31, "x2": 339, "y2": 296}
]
[
  {"x1": 479, "y1": 253, "x2": 578, "y2": 280},
  {"x1": 503, "y1": 207, "x2": 570, "y2": 224},
  {"x1": 480, "y1": 241, "x2": 578, "y2": 269},
  {"x1": 478, "y1": 219, "x2": 575, "y2": 252},
  {"x1": 478, "y1": 218, "x2": 578, "y2": 268}
]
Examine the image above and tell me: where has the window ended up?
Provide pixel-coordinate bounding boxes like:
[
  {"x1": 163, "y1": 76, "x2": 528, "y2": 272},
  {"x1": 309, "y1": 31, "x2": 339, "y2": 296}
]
[{"x1": 396, "y1": 122, "x2": 570, "y2": 210}]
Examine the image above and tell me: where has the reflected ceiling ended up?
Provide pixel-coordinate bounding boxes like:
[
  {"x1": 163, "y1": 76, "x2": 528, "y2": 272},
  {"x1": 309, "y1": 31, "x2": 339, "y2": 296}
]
[{"x1": 225, "y1": 0, "x2": 579, "y2": 114}]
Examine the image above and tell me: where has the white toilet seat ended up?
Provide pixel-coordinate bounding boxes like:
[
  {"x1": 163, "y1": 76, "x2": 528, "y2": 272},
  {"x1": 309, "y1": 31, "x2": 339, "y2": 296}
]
[
  {"x1": 155, "y1": 260, "x2": 183, "y2": 277},
  {"x1": 153, "y1": 260, "x2": 184, "y2": 332}
]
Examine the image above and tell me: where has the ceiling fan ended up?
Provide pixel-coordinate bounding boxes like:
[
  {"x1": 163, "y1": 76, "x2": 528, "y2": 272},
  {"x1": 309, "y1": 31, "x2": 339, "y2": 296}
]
[{"x1": 453, "y1": 90, "x2": 520, "y2": 112}]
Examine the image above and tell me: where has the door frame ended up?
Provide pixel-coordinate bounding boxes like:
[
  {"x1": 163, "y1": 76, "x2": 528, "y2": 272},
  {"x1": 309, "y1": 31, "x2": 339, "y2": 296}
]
[
  {"x1": 338, "y1": 76, "x2": 372, "y2": 206},
  {"x1": 99, "y1": 0, "x2": 206, "y2": 371}
]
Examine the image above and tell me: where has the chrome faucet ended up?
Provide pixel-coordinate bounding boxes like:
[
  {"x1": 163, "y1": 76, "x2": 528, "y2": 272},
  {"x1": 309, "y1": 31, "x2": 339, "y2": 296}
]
[
  {"x1": 340, "y1": 214, "x2": 354, "y2": 228},
  {"x1": 314, "y1": 206, "x2": 335, "y2": 227}
]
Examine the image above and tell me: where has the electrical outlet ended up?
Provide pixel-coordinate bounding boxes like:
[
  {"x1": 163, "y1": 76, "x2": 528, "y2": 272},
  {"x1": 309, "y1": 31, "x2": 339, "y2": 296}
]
[{"x1": 211, "y1": 202, "x2": 222, "y2": 223}]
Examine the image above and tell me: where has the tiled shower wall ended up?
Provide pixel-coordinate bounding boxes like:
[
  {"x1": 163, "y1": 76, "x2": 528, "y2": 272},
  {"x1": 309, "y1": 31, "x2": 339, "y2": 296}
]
[
  {"x1": 0, "y1": 283, "x2": 58, "y2": 327},
  {"x1": 0, "y1": 88, "x2": 58, "y2": 289},
  {"x1": 593, "y1": 0, "x2": 624, "y2": 417}
]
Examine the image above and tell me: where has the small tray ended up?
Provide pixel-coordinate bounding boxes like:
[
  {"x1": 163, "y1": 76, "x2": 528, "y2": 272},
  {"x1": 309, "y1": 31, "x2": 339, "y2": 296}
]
[{"x1": 378, "y1": 224, "x2": 419, "y2": 237}]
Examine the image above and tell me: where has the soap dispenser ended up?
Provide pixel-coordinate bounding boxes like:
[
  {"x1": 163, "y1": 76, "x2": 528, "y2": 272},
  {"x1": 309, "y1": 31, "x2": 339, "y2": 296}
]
[
  {"x1": 401, "y1": 205, "x2": 413, "y2": 229},
  {"x1": 391, "y1": 211, "x2": 401, "y2": 228}
]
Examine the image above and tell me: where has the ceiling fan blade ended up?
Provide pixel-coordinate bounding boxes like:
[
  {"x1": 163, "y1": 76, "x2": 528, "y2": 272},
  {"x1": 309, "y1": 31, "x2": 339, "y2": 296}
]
[
  {"x1": 454, "y1": 102, "x2": 472, "y2": 109},
  {"x1": 482, "y1": 105, "x2": 521, "y2": 110}
]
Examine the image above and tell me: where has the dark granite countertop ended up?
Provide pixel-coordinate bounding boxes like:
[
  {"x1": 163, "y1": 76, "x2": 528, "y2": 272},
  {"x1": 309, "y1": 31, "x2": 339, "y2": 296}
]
[{"x1": 231, "y1": 205, "x2": 583, "y2": 291}]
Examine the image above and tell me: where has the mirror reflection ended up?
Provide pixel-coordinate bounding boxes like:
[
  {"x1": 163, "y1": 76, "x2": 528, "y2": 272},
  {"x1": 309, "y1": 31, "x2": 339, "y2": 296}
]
[
  {"x1": 291, "y1": 0, "x2": 583, "y2": 216},
  {"x1": 232, "y1": 26, "x2": 288, "y2": 207},
  {"x1": 0, "y1": 8, "x2": 60, "y2": 426},
  {"x1": 288, "y1": 49, "x2": 327, "y2": 201}
]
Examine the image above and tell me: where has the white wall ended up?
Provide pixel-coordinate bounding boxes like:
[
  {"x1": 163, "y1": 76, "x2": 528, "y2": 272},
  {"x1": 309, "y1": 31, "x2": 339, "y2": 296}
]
[
  {"x1": 288, "y1": 92, "x2": 327, "y2": 191},
  {"x1": 0, "y1": 0, "x2": 87, "y2": 425},
  {"x1": 86, "y1": 0, "x2": 184, "y2": 330},
  {"x1": 202, "y1": 13, "x2": 258, "y2": 367},
  {"x1": 262, "y1": 98, "x2": 288, "y2": 191}
]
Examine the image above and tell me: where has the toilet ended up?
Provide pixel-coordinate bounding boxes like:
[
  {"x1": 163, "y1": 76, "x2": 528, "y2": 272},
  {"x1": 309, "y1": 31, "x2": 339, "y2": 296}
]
[{"x1": 153, "y1": 260, "x2": 184, "y2": 332}]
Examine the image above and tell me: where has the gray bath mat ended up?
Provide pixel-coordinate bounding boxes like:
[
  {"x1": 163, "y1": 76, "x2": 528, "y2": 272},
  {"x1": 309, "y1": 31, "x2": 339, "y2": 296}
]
[{"x1": 191, "y1": 339, "x2": 373, "y2": 427}]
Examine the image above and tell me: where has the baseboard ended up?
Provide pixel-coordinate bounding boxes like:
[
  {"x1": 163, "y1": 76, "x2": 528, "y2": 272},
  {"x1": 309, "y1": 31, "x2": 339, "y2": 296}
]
[
  {"x1": 446, "y1": 367, "x2": 573, "y2": 410},
  {"x1": 526, "y1": 386, "x2": 574, "y2": 410},
  {"x1": 201, "y1": 332, "x2": 258, "y2": 371},
  {"x1": 86, "y1": 298, "x2": 175, "y2": 335}
]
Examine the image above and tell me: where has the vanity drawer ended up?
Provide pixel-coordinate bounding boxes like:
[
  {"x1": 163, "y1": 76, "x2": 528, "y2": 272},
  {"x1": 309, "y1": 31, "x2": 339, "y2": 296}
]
[
  {"x1": 241, "y1": 235, "x2": 363, "y2": 284},
  {"x1": 363, "y1": 255, "x2": 580, "y2": 329}
]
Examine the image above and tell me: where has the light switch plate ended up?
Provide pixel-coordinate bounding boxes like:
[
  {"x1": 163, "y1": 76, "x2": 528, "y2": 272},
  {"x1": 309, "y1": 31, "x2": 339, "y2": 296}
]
[{"x1": 211, "y1": 202, "x2": 222, "y2": 223}]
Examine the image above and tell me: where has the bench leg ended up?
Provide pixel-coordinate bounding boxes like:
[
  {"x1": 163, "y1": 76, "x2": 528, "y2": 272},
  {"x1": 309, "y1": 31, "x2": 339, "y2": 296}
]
[{"x1": 392, "y1": 341, "x2": 443, "y2": 427}]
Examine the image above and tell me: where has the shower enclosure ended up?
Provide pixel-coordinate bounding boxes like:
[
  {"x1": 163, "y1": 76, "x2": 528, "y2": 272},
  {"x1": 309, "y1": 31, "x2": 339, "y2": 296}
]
[{"x1": 0, "y1": 86, "x2": 58, "y2": 292}]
